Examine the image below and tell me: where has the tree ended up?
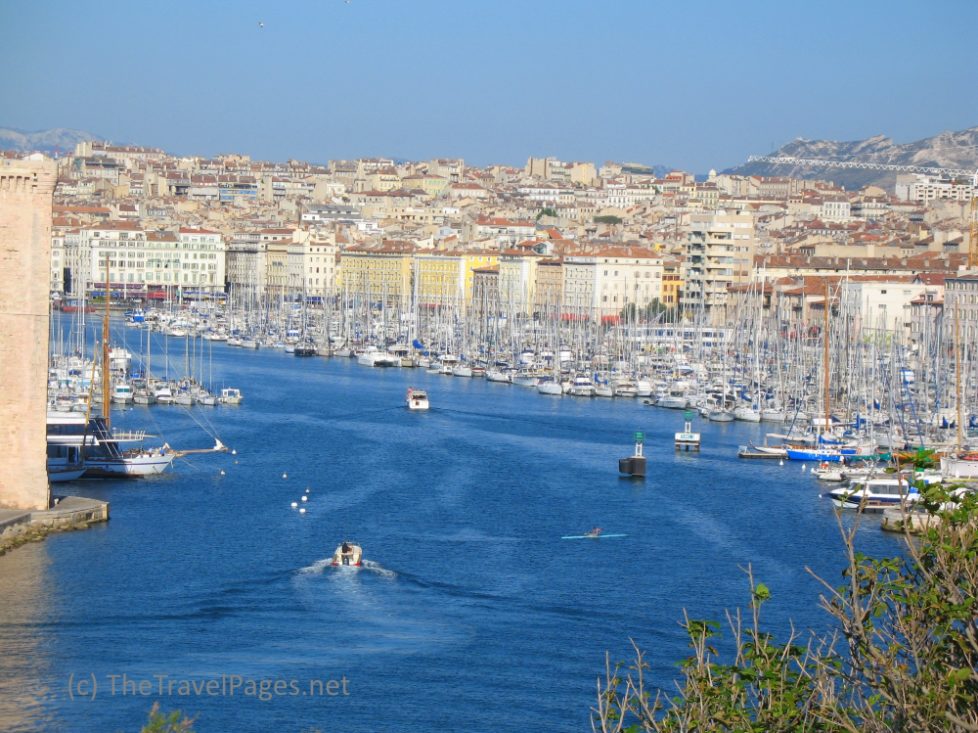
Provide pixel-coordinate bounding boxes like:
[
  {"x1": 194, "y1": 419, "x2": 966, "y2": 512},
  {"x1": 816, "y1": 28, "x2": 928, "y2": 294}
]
[
  {"x1": 621, "y1": 300, "x2": 668, "y2": 322},
  {"x1": 593, "y1": 485, "x2": 978, "y2": 732},
  {"x1": 536, "y1": 207, "x2": 558, "y2": 220},
  {"x1": 595, "y1": 215, "x2": 623, "y2": 225}
]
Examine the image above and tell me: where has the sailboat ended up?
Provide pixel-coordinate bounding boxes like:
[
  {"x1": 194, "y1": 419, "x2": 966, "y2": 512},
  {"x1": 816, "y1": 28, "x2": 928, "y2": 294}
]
[
  {"x1": 73, "y1": 257, "x2": 175, "y2": 477},
  {"x1": 941, "y1": 305, "x2": 978, "y2": 477}
]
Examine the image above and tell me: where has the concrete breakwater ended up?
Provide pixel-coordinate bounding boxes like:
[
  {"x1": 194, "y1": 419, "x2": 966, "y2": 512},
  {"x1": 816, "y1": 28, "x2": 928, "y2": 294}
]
[{"x1": 0, "y1": 496, "x2": 109, "y2": 558}]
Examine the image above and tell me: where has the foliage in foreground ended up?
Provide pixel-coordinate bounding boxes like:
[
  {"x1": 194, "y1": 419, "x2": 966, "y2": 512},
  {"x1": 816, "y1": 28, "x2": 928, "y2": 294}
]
[
  {"x1": 140, "y1": 702, "x2": 196, "y2": 733},
  {"x1": 593, "y1": 485, "x2": 978, "y2": 733}
]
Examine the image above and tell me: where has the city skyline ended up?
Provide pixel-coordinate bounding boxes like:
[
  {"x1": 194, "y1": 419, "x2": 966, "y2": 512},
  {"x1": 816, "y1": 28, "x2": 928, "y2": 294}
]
[{"x1": 1, "y1": 0, "x2": 976, "y2": 172}]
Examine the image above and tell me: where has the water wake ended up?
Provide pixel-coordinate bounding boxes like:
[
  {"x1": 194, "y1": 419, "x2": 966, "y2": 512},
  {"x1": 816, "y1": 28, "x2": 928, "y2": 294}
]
[{"x1": 297, "y1": 557, "x2": 396, "y2": 579}]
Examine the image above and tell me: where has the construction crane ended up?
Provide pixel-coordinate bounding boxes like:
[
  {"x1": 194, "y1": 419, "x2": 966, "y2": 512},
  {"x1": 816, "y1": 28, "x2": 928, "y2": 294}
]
[{"x1": 746, "y1": 155, "x2": 978, "y2": 269}]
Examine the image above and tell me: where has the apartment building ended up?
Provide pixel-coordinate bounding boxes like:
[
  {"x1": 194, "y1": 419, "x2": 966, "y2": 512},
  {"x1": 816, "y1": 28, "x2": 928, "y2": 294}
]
[
  {"x1": 685, "y1": 210, "x2": 756, "y2": 322},
  {"x1": 562, "y1": 246, "x2": 665, "y2": 320},
  {"x1": 896, "y1": 174, "x2": 975, "y2": 203},
  {"x1": 414, "y1": 251, "x2": 498, "y2": 314},
  {"x1": 497, "y1": 251, "x2": 541, "y2": 316},
  {"x1": 338, "y1": 241, "x2": 416, "y2": 311},
  {"x1": 945, "y1": 273, "x2": 978, "y2": 351},
  {"x1": 66, "y1": 221, "x2": 225, "y2": 299}
]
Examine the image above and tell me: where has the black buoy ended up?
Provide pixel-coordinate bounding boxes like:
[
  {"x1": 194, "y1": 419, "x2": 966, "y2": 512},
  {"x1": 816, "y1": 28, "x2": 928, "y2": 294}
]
[{"x1": 619, "y1": 432, "x2": 646, "y2": 478}]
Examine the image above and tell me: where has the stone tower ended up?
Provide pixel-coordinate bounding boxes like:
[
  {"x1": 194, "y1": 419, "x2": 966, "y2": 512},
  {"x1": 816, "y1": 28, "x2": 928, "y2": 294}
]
[{"x1": 0, "y1": 154, "x2": 58, "y2": 510}]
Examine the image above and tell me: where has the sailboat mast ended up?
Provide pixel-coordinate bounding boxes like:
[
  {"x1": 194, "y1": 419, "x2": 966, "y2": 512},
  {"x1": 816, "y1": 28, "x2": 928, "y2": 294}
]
[
  {"x1": 823, "y1": 279, "x2": 830, "y2": 433},
  {"x1": 955, "y1": 303, "x2": 963, "y2": 450},
  {"x1": 102, "y1": 253, "x2": 111, "y2": 428}
]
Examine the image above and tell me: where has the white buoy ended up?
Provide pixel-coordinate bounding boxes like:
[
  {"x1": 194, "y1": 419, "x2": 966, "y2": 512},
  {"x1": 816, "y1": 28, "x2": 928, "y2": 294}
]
[
  {"x1": 778, "y1": 459, "x2": 784, "y2": 466},
  {"x1": 802, "y1": 464, "x2": 807, "y2": 472},
  {"x1": 305, "y1": 488, "x2": 310, "y2": 494},
  {"x1": 290, "y1": 501, "x2": 298, "y2": 509},
  {"x1": 219, "y1": 469, "x2": 225, "y2": 476},
  {"x1": 282, "y1": 472, "x2": 288, "y2": 479},
  {"x1": 301, "y1": 495, "x2": 308, "y2": 502},
  {"x1": 231, "y1": 449, "x2": 237, "y2": 455},
  {"x1": 299, "y1": 507, "x2": 306, "y2": 514}
]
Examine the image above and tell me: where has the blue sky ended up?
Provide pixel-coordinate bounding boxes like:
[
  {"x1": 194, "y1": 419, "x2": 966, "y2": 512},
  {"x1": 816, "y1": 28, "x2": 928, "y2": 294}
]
[{"x1": 1, "y1": 0, "x2": 975, "y2": 172}]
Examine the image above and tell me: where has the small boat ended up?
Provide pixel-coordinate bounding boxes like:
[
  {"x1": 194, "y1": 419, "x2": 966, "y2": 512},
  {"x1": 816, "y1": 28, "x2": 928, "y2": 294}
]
[
  {"x1": 826, "y1": 477, "x2": 929, "y2": 512},
  {"x1": 330, "y1": 541, "x2": 363, "y2": 567},
  {"x1": 536, "y1": 377, "x2": 563, "y2": 396},
  {"x1": 293, "y1": 342, "x2": 318, "y2": 357},
  {"x1": 561, "y1": 530, "x2": 628, "y2": 540},
  {"x1": 111, "y1": 382, "x2": 134, "y2": 404},
  {"x1": 566, "y1": 375, "x2": 595, "y2": 397},
  {"x1": 406, "y1": 387, "x2": 429, "y2": 411},
  {"x1": 811, "y1": 461, "x2": 847, "y2": 481},
  {"x1": 218, "y1": 387, "x2": 243, "y2": 405},
  {"x1": 357, "y1": 346, "x2": 400, "y2": 367},
  {"x1": 736, "y1": 442, "x2": 787, "y2": 459}
]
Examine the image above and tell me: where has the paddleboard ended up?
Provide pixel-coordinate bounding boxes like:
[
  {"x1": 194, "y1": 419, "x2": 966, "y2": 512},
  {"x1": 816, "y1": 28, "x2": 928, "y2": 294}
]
[{"x1": 561, "y1": 533, "x2": 627, "y2": 540}]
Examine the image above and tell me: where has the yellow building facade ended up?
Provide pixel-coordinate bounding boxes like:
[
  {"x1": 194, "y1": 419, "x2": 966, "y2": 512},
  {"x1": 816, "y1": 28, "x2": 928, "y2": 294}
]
[{"x1": 338, "y1": 242, "x2": 415, "y2": 310}]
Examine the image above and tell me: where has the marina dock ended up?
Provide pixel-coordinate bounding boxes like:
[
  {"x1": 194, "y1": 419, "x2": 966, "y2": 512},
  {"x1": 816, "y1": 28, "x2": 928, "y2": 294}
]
[{"x1": 0, "y1": 496, "x2": 109, "y2": 557}]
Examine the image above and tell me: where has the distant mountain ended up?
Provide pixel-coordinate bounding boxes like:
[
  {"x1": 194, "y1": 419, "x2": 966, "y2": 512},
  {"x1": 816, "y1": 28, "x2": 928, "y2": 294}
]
[
  {"x1": 726, "y1": 126, "x2": 978, "y2": 190},
  {"x1": 0, "y1": 127, "x2": 100, "y2": 154}
]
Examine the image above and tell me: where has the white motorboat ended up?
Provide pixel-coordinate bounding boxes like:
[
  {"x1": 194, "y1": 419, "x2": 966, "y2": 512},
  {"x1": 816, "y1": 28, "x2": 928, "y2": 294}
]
[
  {"x1": 733, "y1": 406, "x2": 761, "y2": 422},
  {"x1": 132, "y1": 386, "x2": 156, "y2": 405},
  {"x1": 218, "y1": 387, "x2": 243, "y2": 405},
  {"x1": 111, "y1": 382, "x2": 134, "y2": 404},
  {"x1": 330, "y1": 541, "x2": 363, "y2": 567},
  {"x1": 827, "y1": 473, "x2": 941, "y2": 512},
  {"x1": 811, "y1": 461, "x2": 847, "y2": 482},
  {"x1": 760, "y1": 408, "x2": 787, "y2": 423},
  {"x1": 613, "y1": 380, "x2": 638, "y2": 398},
  {"x1": 511, "y1": 371, "x2": 540, "y2": 388},
  {"x1": 536, "y1": 377, "x2": 563, "y2": 396},
  {"x1": 357, "y1": 346, "x2": 400, "y2": 367},
  {"x1": 941, "y1": 453, "x2": 978, "y2": 478},
  {"x1": 657, "y1": 389, "x2": 688, "y2": 409},
  {"x1": 406, "y1": 387, "x2": 429, "y2": 411},
  {"x1": 154, "y1": 385, "x2": 175, "y2": 404},
  {"x1": 486, "y1": 368, "x2": 511, "y2": 383},
  {"x1": 594, "y1": 384, "x2": 614, "y2": 398},
  {"x1": 567, "y1": 375, "x2": 595, "y2": 397}
]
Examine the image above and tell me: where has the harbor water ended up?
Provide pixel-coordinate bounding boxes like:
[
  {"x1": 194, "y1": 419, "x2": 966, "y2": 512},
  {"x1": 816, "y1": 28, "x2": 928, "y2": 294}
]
[{"x1": 0, "y1": 338, "x2": 903, "y2": 732}]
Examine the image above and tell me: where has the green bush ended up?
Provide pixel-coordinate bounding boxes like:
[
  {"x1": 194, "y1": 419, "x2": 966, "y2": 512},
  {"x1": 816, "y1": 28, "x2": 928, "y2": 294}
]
[{"x1": 593, "y1": 486, "x2": 978, "y2": 732}]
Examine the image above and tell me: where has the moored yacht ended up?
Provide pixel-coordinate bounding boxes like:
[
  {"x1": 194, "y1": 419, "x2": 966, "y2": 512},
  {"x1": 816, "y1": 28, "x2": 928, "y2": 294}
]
[
  {"x1": 218, "y1": 387, "x2": 243, "y2": 405},
  {"x1": 567, "y1": 375, "x2": 595, "y2": 397},
  {"x1": 826, "y1": 473, "x2": 941, "y2": 511},
  {"x1": 47, "y1": 411, "x2": 174, "y2": 478},
  {"x1": 357, "y1": 346, "x2": 400, "y2": 367},
  {"x1": 536, "y1": 376, "x2": 563, "y2": 396}
]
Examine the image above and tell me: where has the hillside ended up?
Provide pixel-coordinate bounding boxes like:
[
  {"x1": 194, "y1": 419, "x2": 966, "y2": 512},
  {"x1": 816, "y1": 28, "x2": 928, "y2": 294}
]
[
  {"x1": 0, "y1": 127, "x2": 100, "y2": 154},
  {"x1": 726, "y1": 126, "x2": 978, "y2": 190}
]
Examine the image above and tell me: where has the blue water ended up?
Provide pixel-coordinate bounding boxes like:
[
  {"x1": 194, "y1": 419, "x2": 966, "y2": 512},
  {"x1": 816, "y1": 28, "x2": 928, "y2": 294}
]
[{"x1": 0, "y1": 337, "x2": 904, "y2": 732}]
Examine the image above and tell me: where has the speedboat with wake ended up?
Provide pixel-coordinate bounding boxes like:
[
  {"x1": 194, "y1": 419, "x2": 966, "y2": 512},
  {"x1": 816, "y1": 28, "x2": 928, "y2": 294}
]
[
  {"x1": 561, "y1": 527, "x2": 627, "y2": 540},
  {"x1": 406, "y1": 387, "x2": 429, "y2": 411},
  {"x1": 330, "y1": 541, "x2": 363, "y2": 567}
]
